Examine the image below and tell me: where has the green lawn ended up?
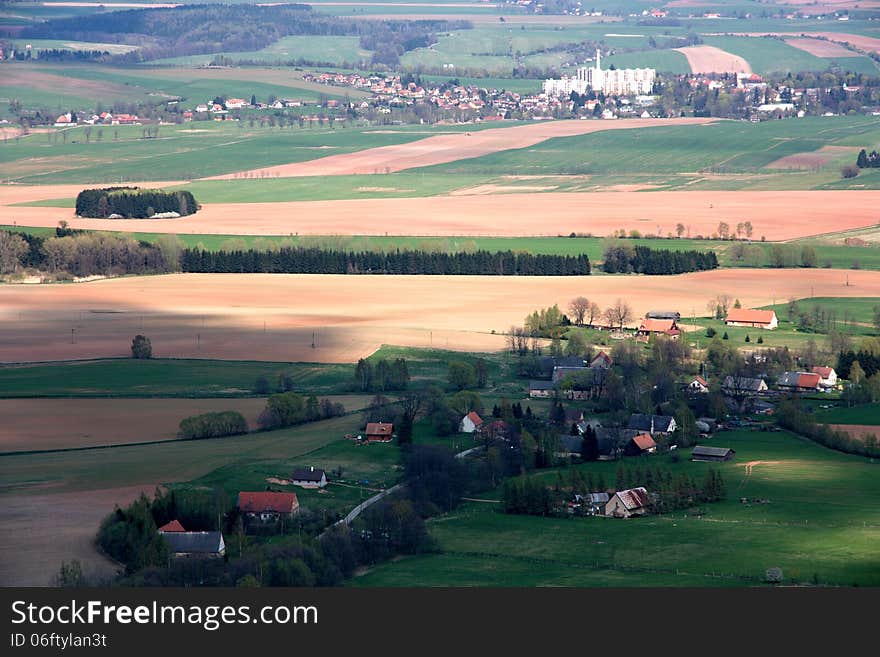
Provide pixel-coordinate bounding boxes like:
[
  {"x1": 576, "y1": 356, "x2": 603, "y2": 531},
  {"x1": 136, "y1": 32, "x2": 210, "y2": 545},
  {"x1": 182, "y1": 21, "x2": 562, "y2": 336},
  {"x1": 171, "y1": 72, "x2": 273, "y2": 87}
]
[
  {"x1": 763, "y1": 297, "x2": 880, "y2": 329},
  {"x1": 816, "y1": 403, "x2": 880, "y2": 425},
  {"x1": 0, "y1": 358, "x2": 354, "y2": 398},
  {"x1": 355, "y1": 430, "x2": 880, "y2": 587}
]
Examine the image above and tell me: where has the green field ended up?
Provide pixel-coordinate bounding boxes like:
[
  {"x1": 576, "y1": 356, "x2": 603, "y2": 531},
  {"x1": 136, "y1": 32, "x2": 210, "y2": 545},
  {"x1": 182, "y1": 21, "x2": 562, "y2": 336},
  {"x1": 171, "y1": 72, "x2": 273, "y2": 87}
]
[
  {"x1": 704, "y1": 36, "x2": 839, "y2": 76},
  {"x1": 416, "y1": 116, "x2": 880, "y2": 179},
  {"x1": 354, "y1": 430, "x2": 880, "y2": 587},
  {"x1": 0, "y1": 358, "x2": 353, "y2": 398},
  {"x1": 150, "y1": 36, "x2": 373, "y2": 67},
  {"x1": 763, "y1": 297, "x2": 880, "y2": 328},
  {"x1": 816, "y1": 403, "x2": 880, "y2": 425}
]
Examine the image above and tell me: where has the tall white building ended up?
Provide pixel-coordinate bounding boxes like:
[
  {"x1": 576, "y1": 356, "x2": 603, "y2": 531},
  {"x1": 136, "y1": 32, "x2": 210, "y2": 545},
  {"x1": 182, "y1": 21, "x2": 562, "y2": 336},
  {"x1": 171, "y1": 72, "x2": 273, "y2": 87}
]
[{"x1": 543, "y1": 50, "x2": 656, "y2": 97}]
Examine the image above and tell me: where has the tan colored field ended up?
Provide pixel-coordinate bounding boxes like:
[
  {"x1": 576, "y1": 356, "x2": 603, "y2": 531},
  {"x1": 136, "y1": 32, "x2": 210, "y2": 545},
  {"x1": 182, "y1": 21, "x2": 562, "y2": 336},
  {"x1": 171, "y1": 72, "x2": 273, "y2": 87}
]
[
  {"x1": 675, "y1": 45, "x2": 751, "y2": 74},
  {"x1": 2, "y1": 270, "x2": 879, "y2": 364},
  {"x1": 0, "y1": 398, "x2": 267, "y2": 452},
  {"x1": 0, "y1": 484, "x2": 151, "y2": 586},
  {"x1": 826, "y1": 425, "x2": 880, "y2": 442},
  {"x1": 765, "y1": 145, "x2": 859, "y2": 170},
  {"x1": 783, "y1": 37, "x2": 855, "y2": 58},
  {"x1": 207, "y1": 118, "x2": 717, "y2": 179},
  {"x1": 0, "y1": 68, "x2": 139, "y2": 100},
  {"x1": 5, "y1": 190, "x2": 879, "y2": 240},
  {"x1": 0, "y1": 395, "x2": 374, "y2": 453}
]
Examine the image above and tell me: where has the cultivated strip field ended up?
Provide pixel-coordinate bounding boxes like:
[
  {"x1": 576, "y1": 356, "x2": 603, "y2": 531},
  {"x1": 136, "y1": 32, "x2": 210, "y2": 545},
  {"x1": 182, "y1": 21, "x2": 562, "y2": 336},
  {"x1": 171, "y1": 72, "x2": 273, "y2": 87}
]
[
  {"x1": 1, "y1": 269, "x2": 878, "y2": 363},
  {"x1": 207, "y1": 118, "x2": 717, "y2": 179},
  {"x1": 5, "y1": 190, "x2": 878, "y2": 240},
  {"x1": 675, "y1": 45, "x2": 752, "y2": 74},
  {"x1": 783, "y1": 37, "x2": 857, "y2": 58},
  {"x1": 0, "y1": 398, "x2": 270, "y2": 452},
  {"x1": 724, "y1": 32, "x2": 880, "y2": 55}
]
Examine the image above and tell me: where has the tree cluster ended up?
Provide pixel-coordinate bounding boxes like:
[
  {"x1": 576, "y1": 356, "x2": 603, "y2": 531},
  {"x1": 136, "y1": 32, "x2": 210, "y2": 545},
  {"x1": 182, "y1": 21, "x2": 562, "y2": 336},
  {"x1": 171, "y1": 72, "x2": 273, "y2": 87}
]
[
  {"x1": 75, "y1": 187, "x2": 198, "y2": 219},
  {"x1": 354, "y1": 358, "x2": 410, "y2": 393},
  {"x1": 258, "y1": 392, "x2": 345, "y2": 430},
  {"x1": 856, "y1": 149, "x2": 880, "y2": 169},
  {"x1": 602, "y1": 243, "x2": 718, "y2": 275},
  {"x1": 178, "y1": 411, "x2": 248, "y2": 440},
  {"x1": 181, "y1": 246, "x2": 590, "y2": 276}
]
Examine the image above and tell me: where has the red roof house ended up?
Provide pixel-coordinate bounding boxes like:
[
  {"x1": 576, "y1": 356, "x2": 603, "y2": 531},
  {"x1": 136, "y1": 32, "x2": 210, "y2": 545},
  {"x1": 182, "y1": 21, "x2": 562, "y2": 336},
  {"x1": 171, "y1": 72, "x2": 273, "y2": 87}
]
[
  {"x1": 725, "y1": 309, "x2": 778, "y2": 329},
  {"x1": 237, "y1": 491, "x2": 299, "y2": 517},
  {"x1": 158, "y1": 519, "x2": 186, "y2": 533},
  {"x1": 365, "y1": 422, "x2": 394, "y2": 442}
]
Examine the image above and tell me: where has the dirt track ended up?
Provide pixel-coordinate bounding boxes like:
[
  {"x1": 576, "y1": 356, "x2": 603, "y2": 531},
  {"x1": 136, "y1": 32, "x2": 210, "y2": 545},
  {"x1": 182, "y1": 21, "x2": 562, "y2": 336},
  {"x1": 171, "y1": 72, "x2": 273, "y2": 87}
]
[
  {"x1": 5, "y1": 189, "x2": 879, "y2": 240},
  {"x1": 675, "y1": 45, "x2": 752, "y2": 74},
  {"x1": 206, "y1": 118, "x2": 716, "y2": 179},
  {"x1": 1, "y1": 269, "x2": 878, "y2": 364}
]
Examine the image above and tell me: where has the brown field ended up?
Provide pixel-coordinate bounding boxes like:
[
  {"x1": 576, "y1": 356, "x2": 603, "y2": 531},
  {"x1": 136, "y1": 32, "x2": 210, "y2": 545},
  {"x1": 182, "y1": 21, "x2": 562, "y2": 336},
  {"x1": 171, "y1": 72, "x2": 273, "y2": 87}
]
[
  {"x1": 765, "y1": 145, "x2": 859, "y2": 170},
  {"x1": 0, "y1": 484, "x2": 152, "y2": 586},
  {"x1": 826, "y1": 424, "x2": 880, "y2": 442},
  {"x1": 2, "y1": 269, "x2": 879, "y2": 364},
  {"x1": 207, "y1": 118, "x2": 717, "y2": 179},
  {"x1": 0, "y1": 68, "x2": 140, "y2": 100},
  {"x1": 0, "y1": 398, "x2": 268, "y2": 452},
  {"x1": 0, "y1": 395, "x2": 374, "y2": 453},
  {"x1": 675, "y1": 45, "x2": 752, "y2": 74},
  {"x1": 5, "y1": 190, "x2": 879, "y2": 240},
  {"x1": 783, "y1": 37, "x2": 856, "y2": 58}
]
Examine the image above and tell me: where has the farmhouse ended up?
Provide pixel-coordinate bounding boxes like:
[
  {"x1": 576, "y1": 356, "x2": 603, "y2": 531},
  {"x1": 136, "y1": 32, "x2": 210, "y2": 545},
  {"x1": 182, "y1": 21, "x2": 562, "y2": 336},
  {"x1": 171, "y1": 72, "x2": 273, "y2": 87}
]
[
  {"x1": 811, "y1": 366, "x2": 838, "y2": 389},
  {"x1": 589, "y1": 351, "x2": 613, "y2": 369},
  {"x1": 528, "y1": 380, "x2": 556, "y2": 398},
  {"x1": 365, "y1": 422, "x2": 394, "y2": 442},
  {"x1": 687, "y1": 376, "x2": 709, "y2": 393},
  {"x1": 627, "y1": 413, "x2": 676, "y2": 436},
  {"x1": 557, "y1": 434, "x2": 584, "y2": 458},
  {"x1": 238, "y1": 491, "x2": 300, "y2": 520},
  {"x1": 459, "y1": 411, "x2": 484, "y2": 434},
  {"x1": 691, "y1": 446, "x2": 735, "y2": 462},
  {"x1": 575, "y1": 492, "x2": 610, "y2": 515},
  {"x1": 604, "y1": 487, "x2": 651, "y2": 518},
  {"x1": 291, "y1": 467, "x2": 327, "y2": 488},
  {"x1": 723, "y1": 376, "x2": 768, "y2": 394},
  {"x1": 725, "y1": 308, "x2": 778, "y2": 330},
  {"x1": 161, "y1": 531, "x2": 226, "y2": 559},
  {"x1": 625, "y1": 432, "x2": 657, "y2": 456},
  {"x1": 777, "y1": 371, "x2": 821, "y2": 392},
  {"x1": 636, "y1": 318, "x2": 680, "y2": 340},
  {"x1": 646, "y1": 310, "x2": 681, "y2": 320}
]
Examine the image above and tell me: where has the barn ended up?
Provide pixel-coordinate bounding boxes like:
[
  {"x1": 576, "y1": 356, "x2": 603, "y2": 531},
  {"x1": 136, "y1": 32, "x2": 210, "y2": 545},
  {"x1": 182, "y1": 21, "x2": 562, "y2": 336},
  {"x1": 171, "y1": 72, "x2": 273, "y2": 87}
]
[{"x1": 691, "y1": 446, "x2": 735, "y2": 462}]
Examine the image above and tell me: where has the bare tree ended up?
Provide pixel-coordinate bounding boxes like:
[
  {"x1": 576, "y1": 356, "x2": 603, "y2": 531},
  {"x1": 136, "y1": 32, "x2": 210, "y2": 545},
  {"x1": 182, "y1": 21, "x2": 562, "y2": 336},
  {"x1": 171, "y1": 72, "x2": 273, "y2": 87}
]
[
  {"x1": 0, "y1": 231, "x2": 28, "y2": 274},
  {"x1": 568, "y1": 296, "x2": 590, "y2": 325},
  {"x1": 706, "y1": 294, "x2": 734, "y2": 319},
  {"x1": 607, "y1": 299, "x2": 633, "y2": 331},
  {"x1": 586, "y1": 302, "x2": 601, "y2": 327}
]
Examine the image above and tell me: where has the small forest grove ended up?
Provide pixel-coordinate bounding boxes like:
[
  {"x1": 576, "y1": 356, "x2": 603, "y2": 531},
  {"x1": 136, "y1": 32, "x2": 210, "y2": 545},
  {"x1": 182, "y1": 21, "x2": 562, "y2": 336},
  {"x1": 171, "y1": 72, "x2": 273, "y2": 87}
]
[{"x1": 75, "y1": 187, "x2": 199, "y2": 219}]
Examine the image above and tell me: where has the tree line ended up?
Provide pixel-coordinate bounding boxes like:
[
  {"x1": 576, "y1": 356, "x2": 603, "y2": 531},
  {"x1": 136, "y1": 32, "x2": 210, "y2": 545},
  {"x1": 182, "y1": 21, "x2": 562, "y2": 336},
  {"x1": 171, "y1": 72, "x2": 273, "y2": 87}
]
[
  {"x1": 602, "y1": 243, "x2": 718, "y2": 275},
  {"x1": 75, "y1": 187, "x2": 198, "y2": 219},
  {"x1": 856, "y1": 149, "x2": 880, "y2": 169},
  {"x1": 178, "y1": 411, "x2": 248, "y2": 440},
  {"x1": 180, "y1": 246, "x2": 591, "y2": 276}
]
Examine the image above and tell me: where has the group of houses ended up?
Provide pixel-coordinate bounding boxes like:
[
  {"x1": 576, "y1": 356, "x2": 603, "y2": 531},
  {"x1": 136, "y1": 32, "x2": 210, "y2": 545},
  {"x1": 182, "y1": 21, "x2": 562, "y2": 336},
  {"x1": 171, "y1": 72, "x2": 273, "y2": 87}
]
[
  {"x1": 53, "y1": 111, "x2": 140, "y2": 127},
  {"x1": 529, "y1": 351, "x2": 613, "y2": 400},
  {"x1": 156, "y1": 466, "x2": 328, "y2": 558}
]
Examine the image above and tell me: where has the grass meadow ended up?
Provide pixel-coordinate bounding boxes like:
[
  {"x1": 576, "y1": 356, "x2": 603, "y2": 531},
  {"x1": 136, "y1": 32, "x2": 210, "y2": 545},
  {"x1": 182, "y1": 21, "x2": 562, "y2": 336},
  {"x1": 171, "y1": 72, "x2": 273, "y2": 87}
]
[{"x1": 354, "y1": 430, "x2": 880, "y2": 587}]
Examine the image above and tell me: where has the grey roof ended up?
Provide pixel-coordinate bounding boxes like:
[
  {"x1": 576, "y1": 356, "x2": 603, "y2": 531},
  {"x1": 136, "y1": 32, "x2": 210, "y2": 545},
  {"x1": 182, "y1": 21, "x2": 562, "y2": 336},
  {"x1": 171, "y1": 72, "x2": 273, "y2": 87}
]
[
  {"x1": 595, "y1": 427, "x2": 639, "y2": 454},
  {"x1": 292, "y1": 467, "x2": 325, "y2": 482},
  {"x1": 646, "y1": 310, "x2": 681, "y2": 319},
  {"x1": 691, "y1": 446, "x2": 735, "y2": 458},
  {"x1": 558, "y1": 434, "x2": 583, "y2": 453},
  {"x1": 162, "y1": 531, "x2": 224, "y2": 555},
  {"x1": 723, "y1": 376, "x2": 766, "y2": 392},
  {"x1": 627, "y1": 413, "x2": 675, "y2": 433},
  {"x1": 529, "y1": 380, "x2": 556, "y2": 391}
]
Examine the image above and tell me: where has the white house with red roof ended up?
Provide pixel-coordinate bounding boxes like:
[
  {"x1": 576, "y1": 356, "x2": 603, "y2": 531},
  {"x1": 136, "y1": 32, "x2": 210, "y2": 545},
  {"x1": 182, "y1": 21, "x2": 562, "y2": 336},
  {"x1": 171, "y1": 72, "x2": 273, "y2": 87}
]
[
  {"x1": 604, "y1": 487, "x2": 651, "y2": 518},
  {"x1": 687, "y1": 376, "x2": 709, "y2": 393},
  {"x1": 459, "y1": 411, "x2": 484, "y2": 434},
  {"x1": 811, "y1": 366, "x2": 838, "y2": 389}
]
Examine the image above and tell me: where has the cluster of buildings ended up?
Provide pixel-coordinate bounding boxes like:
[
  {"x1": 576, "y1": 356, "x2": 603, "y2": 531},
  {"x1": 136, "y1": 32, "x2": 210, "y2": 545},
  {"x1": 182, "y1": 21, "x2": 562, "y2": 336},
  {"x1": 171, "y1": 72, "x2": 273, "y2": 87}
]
[
  {"x1": 52, "y1": 111, "x2": 140, "y2": 127},
  {"x1": 156, "y1": 467, "x2": 328, "y2": 558},
  {"x1": 543, "y1": 49, "x2": 657, "y2": 97}
]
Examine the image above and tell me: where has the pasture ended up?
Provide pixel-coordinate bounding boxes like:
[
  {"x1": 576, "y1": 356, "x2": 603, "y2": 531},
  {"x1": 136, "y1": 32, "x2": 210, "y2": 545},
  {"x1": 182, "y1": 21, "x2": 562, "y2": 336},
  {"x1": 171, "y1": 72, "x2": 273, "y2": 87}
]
[{"x1": 354, "y1": 430, "x2": 880, "y2": 587}]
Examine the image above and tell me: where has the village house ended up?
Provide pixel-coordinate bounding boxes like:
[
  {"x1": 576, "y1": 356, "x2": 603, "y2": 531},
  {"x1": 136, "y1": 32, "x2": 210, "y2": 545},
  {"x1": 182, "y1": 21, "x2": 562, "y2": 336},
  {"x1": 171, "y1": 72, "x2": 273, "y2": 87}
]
[
  {"x1": 224, "y1": 98, "x2": 247, "y2": 109},
  {"x1": 646, "y1": 310, "x2": 681, "y2": 321},
  {"x1": 589, "y1": 350, "x2": 613, "y2": 369},
  {"x1": 604, "y1": 487, "x2": 651, "y2": 518},
  {"x1": 624, "y1": 432, "x2": 657, "y2": 456},
  {"x1": 161, "y1": 531, "x2": 226, "y2": 559},
  {"x1": 691, "y1": 446, "x2": 736, "y2": 462},
  {"x1": 238, "y1": 491, "x2": 300, "y2": 521},
  {"x1": 687, "y1": 376, "x2": 710, "y2": 394},
  {"x1": 636, "y1": 317, "x2": 681, "y2": 341},
  {"x1": 777, "y1": 371, "x2": 821, "y2": 393},
  {"x1": 578, "y1": 492, "x2": 610, "y2": 515},
  {"x1": 627, "y1": 413, "x2": 677, "y2": 437},
  {"x1": 528, "y1": 380, "x2": 556, "y2": 398},
  {"x1": 811, "y1": 366, "x2": 838, "y2": 389},
  {"x1": 364, "y1": 422, "x2": 394, "y2": 442},
  {"x1": 459, "y1": 411, "x2": 484, "y2": 434},
  {"x1": 291, "y1": 467, "x2": 327, "y2": 488},
  {"x1": 556, "y1": 434, "x2": 584, "y2": 458},
  {"x1": 723, "y1": 375, "x2": 768, "y2": 394},
  {"x1": 725, "y1": 308, "x2": 778, "y2": 330}
]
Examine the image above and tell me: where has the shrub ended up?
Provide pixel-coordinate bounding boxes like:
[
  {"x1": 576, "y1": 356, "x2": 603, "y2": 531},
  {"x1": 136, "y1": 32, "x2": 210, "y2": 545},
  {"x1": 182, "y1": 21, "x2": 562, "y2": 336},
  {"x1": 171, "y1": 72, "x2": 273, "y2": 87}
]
[
  {"x1": 841, "y1": 164, "x2": 859, "y2": 179},
  {"x1": 131, "y1": 334, "x2": 152, "y2": 359},
  {"x1": 178, "y1": 411, "x2": 248, "y2": 440}
]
